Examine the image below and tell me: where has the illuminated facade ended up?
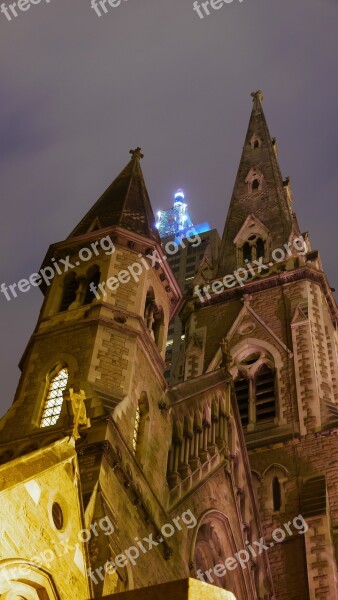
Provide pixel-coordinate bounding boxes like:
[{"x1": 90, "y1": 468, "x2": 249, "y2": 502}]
[{"x1": 0, "y1": 146, "x2": 263, "y2": 600}]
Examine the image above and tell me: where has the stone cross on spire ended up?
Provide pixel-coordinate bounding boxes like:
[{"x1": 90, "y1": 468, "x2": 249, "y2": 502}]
[{"x1": 129, "y1": 147, "x2": 144, "y2": 160}]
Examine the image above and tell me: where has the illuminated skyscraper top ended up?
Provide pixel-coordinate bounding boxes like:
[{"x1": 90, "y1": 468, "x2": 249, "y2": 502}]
[{"x1": 156, "y1": 189, "x2": 194, "y2": 238}]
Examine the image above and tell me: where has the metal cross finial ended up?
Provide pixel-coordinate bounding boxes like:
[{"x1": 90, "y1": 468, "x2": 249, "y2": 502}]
[{"x1": 129, "y1": 147, "x2": 144, "y2": 160}]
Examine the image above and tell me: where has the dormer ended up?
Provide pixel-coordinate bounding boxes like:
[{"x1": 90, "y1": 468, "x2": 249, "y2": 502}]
[
  {"x1": 233, "y1": 214, "x2": 270, "y2": 265},
  {"x1": 249, "y1": 134, "x2": 261, "y2": 149},
  {"x1": 245, "y1": 167, "x2": 264, "y2": 194}
]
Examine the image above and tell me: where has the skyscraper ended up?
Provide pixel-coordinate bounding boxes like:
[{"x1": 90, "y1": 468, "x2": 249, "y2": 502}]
[
  {"x1": 156, "y1": 189, "x2": 194, "y2": 238},
  {"x1": 156, "y1": 190, "x2": 220, "y2": 384}
]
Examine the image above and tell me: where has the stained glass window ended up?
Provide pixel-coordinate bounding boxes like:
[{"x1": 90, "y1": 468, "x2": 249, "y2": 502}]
[{"x1": 40, "y1": 367, "x2": 68, "y2": 427}]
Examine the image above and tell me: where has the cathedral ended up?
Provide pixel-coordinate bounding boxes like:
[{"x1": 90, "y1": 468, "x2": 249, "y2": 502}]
[{"x1": 0, "y1": 91, "x2": 337, "y2": 600}]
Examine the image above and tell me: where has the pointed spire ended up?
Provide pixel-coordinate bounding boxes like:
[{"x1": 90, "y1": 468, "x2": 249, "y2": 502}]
[
  {"x1": 69, "y1": 148, "x2": 160, "y2": 242},
  {"x1": 251, "y1": 89, "x2": 264, "y2": 113},
  {"x1": 218, "y1": 91, "x2": 295, "y2": 276}
]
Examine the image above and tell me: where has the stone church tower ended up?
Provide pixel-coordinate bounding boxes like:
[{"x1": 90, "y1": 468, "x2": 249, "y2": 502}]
[
  {"x1": 0, "y1": 144, "x2": 274, "y2": 599},
  {"x1": 184, "y1": 91, "x2": 338, "y2": 599}
]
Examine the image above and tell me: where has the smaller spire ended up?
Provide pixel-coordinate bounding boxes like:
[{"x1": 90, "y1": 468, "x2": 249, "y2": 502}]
[
  {"x1": 251, "y1": 90, "x2": 264, "y2": 113},
  {"x1": 68, "y1": 147, "x2": 160, "y2": 241},
  {"x1": 129, "y1": 147, "x2": 144, "y2": 160}
]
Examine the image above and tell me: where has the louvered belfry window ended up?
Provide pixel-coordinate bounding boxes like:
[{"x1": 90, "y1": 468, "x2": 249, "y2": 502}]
[
  {"x1": 255, "y1": 365, "x2": 276, "y2": 423},
  {"x1": 234, "y1": 378, "x2": 250, "y2": 426},
  {"x1": 233, "y1": 352, "x2": 276, "y2": 428}
]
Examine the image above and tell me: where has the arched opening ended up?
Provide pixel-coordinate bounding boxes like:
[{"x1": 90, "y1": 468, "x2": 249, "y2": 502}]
[
  {"x1": 232, "y1": 345, "x2": 279, "y2": 430},
  {"x1": 193, "y1": 513, "x2": 241, "y2": 598},
  {"x1": 272, "y1": 476, "x2": 282, "y2": 511},
  {"x1": 255, "y1": 365, "x2": 276, "y2": 423},
  {"x1": 242, "y1": 242, "x2": 252, "y2": 262},
  {"x1": 262, "y1": 464, "x2": 288, "y2": 513},
  {"x1": 0, "y1": 562, "x2": 59, "y2": 599},
  {"x1": 144, "y1": 288, "x2": 164, "y2": 351},
  {"x1": 252, "y1": 178, "x2": 260, "y2": 191},
  {"x1": 256, "y1": 237, "x2": 265, "y2": 260},
  {"x1": 144, "y1": 287, "x2": 155, "y2": 329},
  {"x1": 83, "y1": 265, "x2": 101, "y2": 304},
  {"x1": 253, "y1": 139, "x2": 259, "y2": 149},
  {"x1": 59, "y1": 272, "x2": 78, "y2": 311},
  {"x1": 40, "y1": 365, "x2": 68, "y2": 428},
  {"x1": 152, "y1": 305, "x2": 164, "y2": 349},
  {"x1": 234, "y1": 377, "x2": 249, "y2": 427}
]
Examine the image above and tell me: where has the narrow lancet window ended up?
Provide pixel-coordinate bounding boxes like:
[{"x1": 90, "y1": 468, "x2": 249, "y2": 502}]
[
  {"x1": 243, "y1": 242, "x2": 252, "y2": 262},
  {"x1": 132, "y1": 403, "x2": 141, "y2": 454},
  {"x1": 272, "y1": 476, "x2": 282, "y2": 511},
  {"x1": 40, "y1": 367, "x2": 68, "y2": 427},
  {"x1": 60, "y1": 273, "x2": 78, "y2": 311},
  {"x1": 256, "y1": 238, "x2": 265, "y2": 260}
]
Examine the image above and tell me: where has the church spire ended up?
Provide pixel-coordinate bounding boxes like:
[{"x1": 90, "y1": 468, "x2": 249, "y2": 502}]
[
  {"x1": 251, "y1": 89, "x2": 264, "y2": 112},
  {"x1": 218, "y1": 91, "x2": 296, "y2": 276},
  {"x1": 69, "y1": 147, "x2": 160, "y2": 242}
]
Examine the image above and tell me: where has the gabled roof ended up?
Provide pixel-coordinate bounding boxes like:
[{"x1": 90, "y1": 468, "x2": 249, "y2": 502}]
[{"x1": 68, "y1": 148, "x2": 160, "y2": 242}]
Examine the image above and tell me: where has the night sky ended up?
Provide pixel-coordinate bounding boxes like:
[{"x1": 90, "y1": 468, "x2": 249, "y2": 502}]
[{"x1": 0, "y1": 0, "x2": 337, "y2": 417}]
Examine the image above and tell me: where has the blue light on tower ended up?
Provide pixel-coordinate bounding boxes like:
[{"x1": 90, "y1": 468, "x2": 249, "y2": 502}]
[
  {"x1": 174, "y1": 189, "x2": 185, "y2": 205},
  {"x1": 156, "y1": 189, "x2": 197, "y2": 238}
]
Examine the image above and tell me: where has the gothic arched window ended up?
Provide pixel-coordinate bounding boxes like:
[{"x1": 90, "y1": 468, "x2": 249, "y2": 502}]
[
  {"x1": 144, "y1": 288, "x2": 164, "y2": 351},
  {"x1": 245, "y1": 167, "x2": 263, "y2": 194},
  {"x1": 272, "y1": 476, "x2": 282, "y2": 511},
  {"x1": 255, "y1": 365, "x2": 276, "y2": 423},
  {"x1": 40, "y1": 366, "x2": 68, "y2": 427},
  {"x1": 83, "y1": 265, "x2": 101, "y2": 305},
  {"x1": 256, "y1": 238, "x2": 265, "y2": 259},
  {"x1": 238, "y1": 234, "x2": 267, "y2": 266},
  {"x1": 152, "y1": 306, "x2": 164, "y2": 348},
  {"x1": 242, "y1": 242, "x2": 252, "y2": 262},
  {"x1": 234, "y1": 377, "x2": 249, "y2": 426},
  {"x1": 233, "y1": 352, "x2": 277, "y2": 428},
  {"x1": 144, "y1": 287, "x2": 155, "y2": 329}
]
